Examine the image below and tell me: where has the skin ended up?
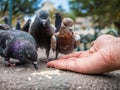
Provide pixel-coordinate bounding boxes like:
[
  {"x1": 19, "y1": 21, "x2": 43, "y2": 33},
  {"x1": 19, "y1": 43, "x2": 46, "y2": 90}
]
[{"x1": 47, "y1": 35, "x2": 120, "y2": 74}]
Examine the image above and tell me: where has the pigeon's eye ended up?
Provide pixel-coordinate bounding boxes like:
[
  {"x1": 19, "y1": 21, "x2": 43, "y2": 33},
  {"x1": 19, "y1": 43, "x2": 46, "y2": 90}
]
[
  {"x1": 39, "y1": 14, "x2": 42, "y2": 17},
  {"x1": 39, "y1": 15, "x2": 42, "y2": 18},
  {"x1": 64, "y1": 22, "x2": 67, "y2": 26}
]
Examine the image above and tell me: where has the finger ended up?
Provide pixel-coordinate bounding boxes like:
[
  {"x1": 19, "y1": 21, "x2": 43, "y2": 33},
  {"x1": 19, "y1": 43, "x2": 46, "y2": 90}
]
[
  {"x1": 58, "y1": 51, "x2": 85, "y2": 59},
  {"x1": 47, "y1": 58, "x2": 91, "y2": 73},
  {"x1": 47, "y1": 59, "x2": 77, "y2": 70}
]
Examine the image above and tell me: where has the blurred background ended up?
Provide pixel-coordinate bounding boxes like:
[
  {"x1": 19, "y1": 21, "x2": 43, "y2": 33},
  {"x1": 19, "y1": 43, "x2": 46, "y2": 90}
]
[{"x1": 0, "y1": 0, "x2": 120, "y2": 50}]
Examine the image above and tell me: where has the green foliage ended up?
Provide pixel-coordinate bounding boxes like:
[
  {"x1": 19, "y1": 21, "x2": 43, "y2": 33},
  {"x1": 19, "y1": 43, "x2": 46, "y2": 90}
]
[
  {"x1": 0, "y1": 0, "x2": 8, "y2": 16},
  {"x1": 69, "y1": 0, "x2": 120, "y2": 28},
  {"x1": 12, "y1": 0, "x2": 40, "y2": 15},
  {"x1": 0, "y1": 0, "x2": 41, "y2": 16}
]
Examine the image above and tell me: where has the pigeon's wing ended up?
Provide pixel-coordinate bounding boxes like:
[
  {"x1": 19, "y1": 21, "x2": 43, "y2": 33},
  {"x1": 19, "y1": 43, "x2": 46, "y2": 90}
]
[
  {"x1": 50, "y1": 33, "x2": 59, "y2": 52},
  {"x1": 74, "y1": 34, "x2": 81, "y2": 48},
  {"x1": 47, "y1": 25, "x2": 55, "y2": 36},
  {"x1": 51, "y1": 25, "x2": 56, "y2": 33}
]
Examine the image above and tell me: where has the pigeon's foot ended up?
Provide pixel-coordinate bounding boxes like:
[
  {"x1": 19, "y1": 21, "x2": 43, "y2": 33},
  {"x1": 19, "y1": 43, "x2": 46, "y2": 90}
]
[{"x1": 4, "y1": 61, "x2": 16, "y2": 67}]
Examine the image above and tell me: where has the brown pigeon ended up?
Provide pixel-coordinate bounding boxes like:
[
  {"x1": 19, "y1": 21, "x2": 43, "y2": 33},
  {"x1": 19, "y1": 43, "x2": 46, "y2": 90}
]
[{"x1": 51, "y1": 18, "x2": 81, "y2": 59}]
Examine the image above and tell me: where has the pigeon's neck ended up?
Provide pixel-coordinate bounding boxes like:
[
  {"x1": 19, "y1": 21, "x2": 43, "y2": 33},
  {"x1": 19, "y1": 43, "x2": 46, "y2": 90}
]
[{"x1": 59, "y1": 29, "x2": 73, "y2": 38}]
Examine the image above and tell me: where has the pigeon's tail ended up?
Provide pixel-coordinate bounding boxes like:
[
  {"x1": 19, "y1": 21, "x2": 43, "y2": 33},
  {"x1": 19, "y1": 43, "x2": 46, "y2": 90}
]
[{"x1": 32, "y1": 61, "x2": 38, "y2": 70}]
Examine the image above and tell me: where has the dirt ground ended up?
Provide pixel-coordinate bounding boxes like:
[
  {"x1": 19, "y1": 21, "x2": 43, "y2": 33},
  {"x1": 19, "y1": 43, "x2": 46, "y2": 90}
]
[{"x1": 0, "y1": 49, "x2": 120, "y2": 90}]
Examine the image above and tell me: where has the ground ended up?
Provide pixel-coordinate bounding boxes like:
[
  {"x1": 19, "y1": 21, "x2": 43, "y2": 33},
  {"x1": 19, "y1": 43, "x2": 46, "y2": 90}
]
[{"x1": 0, "y1": 49, "x2": 120, "y2": 90}]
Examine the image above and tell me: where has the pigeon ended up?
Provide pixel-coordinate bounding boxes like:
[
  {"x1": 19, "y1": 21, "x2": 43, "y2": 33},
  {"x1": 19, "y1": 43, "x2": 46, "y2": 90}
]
[
  {"x1": 0, "y1": 24, "x2": 11, "y2": 30},
  {"x1": 21, "y1": 19, "x2": 31, "y2": 32},
  {"x1": 0, "y1": 30, "x2": 38, "y2": 69},
  {"x1": 51, "y1": 18, "x2": 81, "y2": 59},
  {"x1": 3, "y1": 16, "x2": 11, "y2": 27},
  {"x1": 54, "y1": 12, "x2": 62, "y2": 32},
  {"x1": 29, "y1": 10, "x2": 55, "y2": 61},
  {"x1": 15, "y1": 19, "x2": 21, "y2": 30}
]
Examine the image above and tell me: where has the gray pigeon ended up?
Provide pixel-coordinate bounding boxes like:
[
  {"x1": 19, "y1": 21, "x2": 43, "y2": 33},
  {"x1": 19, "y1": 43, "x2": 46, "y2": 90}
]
[
  {"x1": 29, "y1": 10, "x2": 55, "y2": 61},
  {"x1": 3, "y1": 16, "x2": 11, "y2": 27},
  {"x1": 51, "y1": 18, "x2": 81, "y2": 59},
  {"x1": 15, "y1": 19, "x2": 21, "y2": 30},
  {"x1": 0, "y1": 24, "x2": 11, "y2": 30},
  {"x1": 0, "y1": 30, "x2": 38, "y2": 69},
  {"x1": 54, "y1": 12, "x2": 62, "y2": 32},
  {"x1": 21, "y1": 19, "x2": 31, "y2": 32}
]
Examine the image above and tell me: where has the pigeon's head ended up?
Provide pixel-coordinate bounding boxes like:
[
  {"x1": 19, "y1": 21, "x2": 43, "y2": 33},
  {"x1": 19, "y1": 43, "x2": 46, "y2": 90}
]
[
  {"x1": 3, "y1": 16, "x2": 9, "y2": 22},
  {"x1": 54, "y1": 12, "x2": 61, "y2": 18},
  {"x1": 28, "y1": 19, "x2": 31, "y2": 24},
  {"x1": 61, "y1": 18, "x2": 74, "y2": 32},
  {"x1": 62, "y1": 18, "x2": 73, "y2": 27},
  {"x1": 38, "y1": 10, "x2": 50, "y2": 27}
]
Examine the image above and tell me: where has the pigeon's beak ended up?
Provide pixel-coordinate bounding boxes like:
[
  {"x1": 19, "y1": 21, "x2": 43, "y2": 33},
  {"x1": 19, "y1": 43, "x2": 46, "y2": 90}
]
[
  {"x1": 32, "y1": 62, "x2": 38, "y2": 70},
  {"x1": 42, "y1": 19, "x2": 47, "y2": 27}
]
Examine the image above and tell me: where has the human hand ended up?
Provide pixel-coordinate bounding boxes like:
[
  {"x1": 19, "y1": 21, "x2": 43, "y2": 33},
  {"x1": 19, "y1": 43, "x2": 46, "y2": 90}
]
[{"x1": 47, "y1": 35, "x2": 120, "y2": 74}]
